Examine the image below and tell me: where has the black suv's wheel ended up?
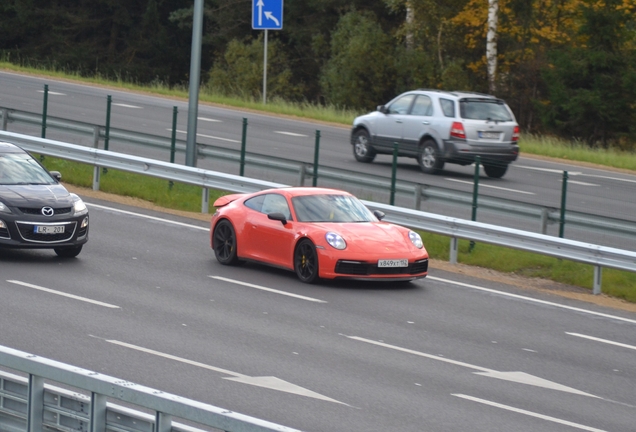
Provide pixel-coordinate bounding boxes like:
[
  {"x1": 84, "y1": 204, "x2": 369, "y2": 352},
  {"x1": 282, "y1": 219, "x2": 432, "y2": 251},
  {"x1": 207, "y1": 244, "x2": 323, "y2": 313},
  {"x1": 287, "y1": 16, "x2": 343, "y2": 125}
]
[
  {"x1": 418, "y1": 139, "x2": 444, "y2": 174},
  {"x1": 294, "y1": 239, "x2": 319, "y2": 283},
  {"x1": 352, "y1": 129, "x2": 376, "y2": 163},
  {"x1": 483, "y1": 163, "x2": 508, "y2": 178},
  {"x1": 54, "y1": 245, "x2": 82, "y2": 258},
  {"x1": 213, "y1": 220, "x2": 240, "y2": 265}
]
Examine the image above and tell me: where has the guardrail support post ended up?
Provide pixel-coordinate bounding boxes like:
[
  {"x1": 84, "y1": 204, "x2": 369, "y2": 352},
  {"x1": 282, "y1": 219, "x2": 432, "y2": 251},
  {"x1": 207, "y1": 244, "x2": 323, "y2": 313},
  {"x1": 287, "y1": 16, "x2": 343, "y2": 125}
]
[
  {"x1": 559, "y1": 171, "x2": 568, "y2": 238},
  {"x1": 450, "y1": 237, "x2": 458, "y2": 264},
  {"x1": 298, "y1": 164, "x2": 307, "y2": 186},
  {"x1": 92, "y1": 126, "x2": 100, "y2": 149},
  {"x1": 202, "y1": 188, "x2": 209, "y2": 213},
  {"x1": 170, "y1": 106, "x2": 178, "y2": 164},
  {"x1": 390, "y1": 143, "x2": 398, "y2": 205},
  {"x1": 240, "y1": 118, "x2": 248, "y2": 176},
  {"x1": 1, "y1": 108, "x2": 8, "y2": 130},
  {"x1": 414, "y1": 184, "x2": 423, "y2": 209},
  {"x1": 312, "y1": 130, "x2": 321, "y2": 187},
  {"x1": 26, "y1": 374, "x2": 44, "y2": 432},
  {"x1": 41, "y1": 85, "x2": 48, "y2": 138},
  {"x1": 155, "y1": 412, "x2": 173, "y2": 432},
  {"x1": 593, "y1": 266, "x2": 602, "y2": 295},
  {"x1": 104, "y1": 95, "x2": 112, "y2": 151},
  {"x1": 469, "y1": 156, "x2": 480, "y2": 252},
  {"x1": 93, "y1": 165, "x2": 101, "y2": 191},
  {"x1": 540, "y1": 207, "x2": 549, "y2": 234},
  {"x1": 90, "y1": 392, "x2": 107, "y2": 432}
]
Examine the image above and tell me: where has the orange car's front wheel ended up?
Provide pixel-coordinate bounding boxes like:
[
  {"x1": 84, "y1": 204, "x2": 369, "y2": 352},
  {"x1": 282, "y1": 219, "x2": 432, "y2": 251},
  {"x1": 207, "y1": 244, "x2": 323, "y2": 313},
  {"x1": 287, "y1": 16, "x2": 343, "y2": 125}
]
[{"x1": 294, "y1": 239, "x2": 319, "y2": 284}]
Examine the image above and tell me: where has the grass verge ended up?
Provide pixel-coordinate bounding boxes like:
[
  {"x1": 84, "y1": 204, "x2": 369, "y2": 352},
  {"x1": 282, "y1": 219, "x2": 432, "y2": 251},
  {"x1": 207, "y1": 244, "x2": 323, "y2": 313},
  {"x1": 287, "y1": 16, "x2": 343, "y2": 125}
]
[{"x1": 40, "y1": 155, "x2": 636, "y2": 304}]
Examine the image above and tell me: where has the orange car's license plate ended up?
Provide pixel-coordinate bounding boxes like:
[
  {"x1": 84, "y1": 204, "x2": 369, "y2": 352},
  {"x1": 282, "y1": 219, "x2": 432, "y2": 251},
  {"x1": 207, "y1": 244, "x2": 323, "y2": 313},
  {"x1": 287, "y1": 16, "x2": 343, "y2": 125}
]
[{"x1": 378, "y1": 259, "x2": 408, "y2": 268}]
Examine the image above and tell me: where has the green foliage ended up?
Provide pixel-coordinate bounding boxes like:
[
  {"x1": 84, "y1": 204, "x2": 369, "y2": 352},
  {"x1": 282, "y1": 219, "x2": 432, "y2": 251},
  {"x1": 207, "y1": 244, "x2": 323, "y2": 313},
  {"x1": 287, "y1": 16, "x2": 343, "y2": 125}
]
[
  {"x1": 320, "y1": 11, "x2": 397, "y2": 110},
  {"x1": 540, "y1": 0, "x2": 636, "y2": 147},
  {"x1": 209, "y1": 35, "x2": 304, "y2": 100}
]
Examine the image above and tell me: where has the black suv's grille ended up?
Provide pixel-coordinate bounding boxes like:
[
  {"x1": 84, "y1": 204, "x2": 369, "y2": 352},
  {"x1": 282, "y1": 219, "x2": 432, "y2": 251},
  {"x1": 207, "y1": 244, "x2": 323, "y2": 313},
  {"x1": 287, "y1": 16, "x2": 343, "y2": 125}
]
[
  {"x1": 335, "y1": 259, "x2": 428, "y2": 276},
  {"x1": 16, "y1": 222, "x2": 76, "y2": 243},
  {"x1": 18, "y1": 207, "x2": 73, "y2": 216}
]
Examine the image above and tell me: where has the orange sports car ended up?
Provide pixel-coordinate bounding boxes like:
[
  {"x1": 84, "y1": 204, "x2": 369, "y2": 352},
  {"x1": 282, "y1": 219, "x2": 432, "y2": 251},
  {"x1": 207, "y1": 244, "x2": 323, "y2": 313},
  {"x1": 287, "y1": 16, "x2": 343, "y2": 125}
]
[{"x1": 210, "y1": 187, "x2": 429, "y2": 283}]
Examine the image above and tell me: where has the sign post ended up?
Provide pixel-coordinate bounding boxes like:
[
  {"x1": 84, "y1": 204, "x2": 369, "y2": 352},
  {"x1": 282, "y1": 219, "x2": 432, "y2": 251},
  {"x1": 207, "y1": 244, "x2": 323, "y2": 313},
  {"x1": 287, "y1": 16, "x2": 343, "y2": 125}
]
[{"x1": 252, "y1": 0, "x2": 283, "y2": 104}]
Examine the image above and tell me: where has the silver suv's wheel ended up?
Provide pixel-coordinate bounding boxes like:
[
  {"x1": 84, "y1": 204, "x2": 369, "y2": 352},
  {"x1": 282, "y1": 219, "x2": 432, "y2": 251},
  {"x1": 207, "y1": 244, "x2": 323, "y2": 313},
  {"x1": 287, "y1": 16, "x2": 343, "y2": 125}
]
[
  {"x1": 352, "y1": 129, "x2": 376, "y2": 163},
  {"x1": 483, "y1": 163, "x2": 508, "y2": 178},
  {"x1": 418, "y1": 140, "x2": 444, "y2": 174}
]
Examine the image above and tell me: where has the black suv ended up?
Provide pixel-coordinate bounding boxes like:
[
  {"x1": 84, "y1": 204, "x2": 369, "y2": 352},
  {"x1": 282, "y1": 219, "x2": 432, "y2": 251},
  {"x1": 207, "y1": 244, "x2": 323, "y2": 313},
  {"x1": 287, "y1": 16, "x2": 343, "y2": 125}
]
[
  {"x1": 0, "y1": 142, "x2": 89, "y2": 257},
  {"x1": 351, "y1": 89, "x2": 520, "y2": 178}
]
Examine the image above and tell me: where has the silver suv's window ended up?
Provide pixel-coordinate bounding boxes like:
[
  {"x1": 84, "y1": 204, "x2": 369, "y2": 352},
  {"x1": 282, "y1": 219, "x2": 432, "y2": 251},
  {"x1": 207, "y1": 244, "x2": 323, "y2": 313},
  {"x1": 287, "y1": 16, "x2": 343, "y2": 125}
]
[
  {"x1": 460, "y1": 100, "x2": 513, "y2": 121},
  {"x1": 439, "y1": 98, "x2": 455, "y2": 117},
  {"x1": 387, "y1": 94, "x2": 415, "y2": 114},
  {"x1": 411, "y1": 95, "x2": 433, "y2": 116}
]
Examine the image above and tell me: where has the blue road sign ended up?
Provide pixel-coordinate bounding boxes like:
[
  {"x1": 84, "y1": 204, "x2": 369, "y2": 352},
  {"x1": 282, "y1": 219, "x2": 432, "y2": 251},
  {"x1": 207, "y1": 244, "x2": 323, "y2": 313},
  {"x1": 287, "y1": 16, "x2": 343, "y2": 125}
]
[{"x1": 252, "y1": 0, "x2": 283, "y2": 30}]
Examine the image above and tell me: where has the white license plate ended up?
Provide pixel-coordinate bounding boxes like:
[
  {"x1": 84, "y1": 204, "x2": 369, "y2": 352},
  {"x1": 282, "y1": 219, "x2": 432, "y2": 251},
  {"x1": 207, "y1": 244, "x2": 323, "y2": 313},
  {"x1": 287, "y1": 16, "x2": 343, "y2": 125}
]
[
  {"x1": 479, "y1": 131, "x2": 501, "y2": 139},
  {"x1": 378, "y1": 259, "x2": 408, "y2": 268},
  {"x1": 35, "y1": 225, "x2": 65, "y2": 234}
]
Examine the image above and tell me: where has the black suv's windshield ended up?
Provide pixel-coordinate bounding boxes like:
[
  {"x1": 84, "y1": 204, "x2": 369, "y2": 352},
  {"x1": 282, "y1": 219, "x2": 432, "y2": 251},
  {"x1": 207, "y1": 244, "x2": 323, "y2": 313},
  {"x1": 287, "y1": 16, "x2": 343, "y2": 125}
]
[
  {"x1": 460, "y1": 100, "x2": 513, "y2": 122},
  {"x1": 0, "y1": 153, "x2": 57, "y2": 185}
]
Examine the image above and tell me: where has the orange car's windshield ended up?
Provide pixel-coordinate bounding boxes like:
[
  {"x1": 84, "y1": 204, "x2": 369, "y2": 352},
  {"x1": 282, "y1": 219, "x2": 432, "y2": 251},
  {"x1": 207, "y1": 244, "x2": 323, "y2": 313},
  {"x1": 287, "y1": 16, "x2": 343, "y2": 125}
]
[{"x1": 292, "y1": 194, "x2": 377, "y2": 223}]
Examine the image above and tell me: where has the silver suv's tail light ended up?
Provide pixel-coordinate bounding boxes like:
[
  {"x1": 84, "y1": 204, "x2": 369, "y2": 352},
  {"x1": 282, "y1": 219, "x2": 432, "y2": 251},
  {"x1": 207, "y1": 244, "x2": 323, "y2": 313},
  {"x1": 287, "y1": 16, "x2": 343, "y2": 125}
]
[
  {"x1": 512, "y1": 125, "x2": 520, "y2": 141},
  {"x1": 450, "y1": 122, "x2": 466, "y2": 139}
]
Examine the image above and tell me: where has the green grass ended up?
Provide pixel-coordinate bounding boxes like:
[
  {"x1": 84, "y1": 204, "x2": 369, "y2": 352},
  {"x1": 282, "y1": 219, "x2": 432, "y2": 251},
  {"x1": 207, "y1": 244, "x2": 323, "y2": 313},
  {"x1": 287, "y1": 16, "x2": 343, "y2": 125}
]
[{"x1": 7, "y1": 62, "x2": 636, "y2": 303}]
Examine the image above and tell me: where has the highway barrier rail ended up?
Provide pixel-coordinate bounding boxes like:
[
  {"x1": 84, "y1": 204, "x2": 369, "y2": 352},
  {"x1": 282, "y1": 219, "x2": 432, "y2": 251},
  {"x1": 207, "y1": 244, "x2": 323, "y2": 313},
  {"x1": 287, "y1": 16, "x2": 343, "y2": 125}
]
[
  {"x1": 2, "y1": 130, "x2": 636, "y2": 295},
  {"x1": 2, "y1": 107, "x2": 636, "y2": 244},
  {"x1": 0, "y1": 345, "x2": 301, "y2": 432}
]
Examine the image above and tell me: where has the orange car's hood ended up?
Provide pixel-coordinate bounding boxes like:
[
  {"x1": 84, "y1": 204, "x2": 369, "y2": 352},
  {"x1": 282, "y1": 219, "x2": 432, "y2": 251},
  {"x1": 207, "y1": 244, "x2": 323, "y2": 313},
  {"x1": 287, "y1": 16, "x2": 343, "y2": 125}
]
[{"x1": 313, "y1": 222, "x2": 415, "y2": 252}]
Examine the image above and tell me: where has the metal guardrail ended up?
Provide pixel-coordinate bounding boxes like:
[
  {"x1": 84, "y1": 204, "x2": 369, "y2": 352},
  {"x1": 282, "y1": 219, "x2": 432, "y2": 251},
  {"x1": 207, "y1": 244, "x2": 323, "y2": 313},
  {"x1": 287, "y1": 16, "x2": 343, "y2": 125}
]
[
  {"x1": 0, "y1": 345, "x2": 301, "y2": 432},
  {"x1": 2, "y1": 130, "x2": 636, "y2": 295},
  {"x1": 3, "y1": 107, "x2": 636, "y2": 240}
]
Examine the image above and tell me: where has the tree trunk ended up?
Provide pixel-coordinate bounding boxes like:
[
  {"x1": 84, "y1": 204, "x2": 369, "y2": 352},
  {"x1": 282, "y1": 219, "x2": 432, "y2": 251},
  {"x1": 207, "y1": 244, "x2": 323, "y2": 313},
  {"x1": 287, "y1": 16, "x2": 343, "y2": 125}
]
[{"x1": 487, "y1": 0, "x2": 498, "y2": 93}]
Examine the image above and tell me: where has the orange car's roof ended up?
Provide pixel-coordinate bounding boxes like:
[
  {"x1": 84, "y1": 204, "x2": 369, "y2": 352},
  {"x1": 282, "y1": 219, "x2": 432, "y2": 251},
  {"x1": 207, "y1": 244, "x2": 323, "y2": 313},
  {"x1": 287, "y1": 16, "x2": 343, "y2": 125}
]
[{"x1": 213, "y1": 187, "x2": 352, "y2": 208}]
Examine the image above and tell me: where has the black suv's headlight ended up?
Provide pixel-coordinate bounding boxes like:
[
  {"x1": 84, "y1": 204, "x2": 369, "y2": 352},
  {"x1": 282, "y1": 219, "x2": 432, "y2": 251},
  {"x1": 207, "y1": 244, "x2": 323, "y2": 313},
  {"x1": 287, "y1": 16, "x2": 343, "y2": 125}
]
[
  {"x1": 71, "y1": 194, "x2": 88, "y2": 215},
  {"x1": 0, "y1": 201, "x2": 11, "y2": 214}
]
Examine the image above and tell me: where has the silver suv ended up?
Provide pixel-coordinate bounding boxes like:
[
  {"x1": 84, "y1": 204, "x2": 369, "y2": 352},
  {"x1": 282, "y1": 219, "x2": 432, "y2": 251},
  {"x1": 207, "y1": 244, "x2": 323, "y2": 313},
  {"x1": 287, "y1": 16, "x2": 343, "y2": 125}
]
[{"x1": 351, "y1": 89, "x2": 520, "y2": 178}]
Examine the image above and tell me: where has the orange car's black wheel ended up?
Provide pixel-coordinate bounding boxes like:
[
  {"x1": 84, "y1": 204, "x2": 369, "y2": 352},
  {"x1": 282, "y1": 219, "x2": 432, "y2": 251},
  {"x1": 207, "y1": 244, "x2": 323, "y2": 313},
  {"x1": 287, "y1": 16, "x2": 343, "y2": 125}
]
[
  {"x1": 294, "y1": 239, "x2": 319, "y2": 284},
  {"x1": 213, "y1": 220, "x2": 239, "y2": 265}
]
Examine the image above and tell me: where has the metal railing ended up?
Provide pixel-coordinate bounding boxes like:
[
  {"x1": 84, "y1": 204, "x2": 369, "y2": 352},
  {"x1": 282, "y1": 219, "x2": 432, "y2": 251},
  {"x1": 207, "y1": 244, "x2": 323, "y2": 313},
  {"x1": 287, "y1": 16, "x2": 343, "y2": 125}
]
[
  {"x1": 2, "y1": 130, "x2": 636, "y2": 295},
  {"x1": 0, "y1": 345, "x2": 301, "y2": 432},
  {"x1": 2, "y1": 107, "x2": 636, "y2": 243}
]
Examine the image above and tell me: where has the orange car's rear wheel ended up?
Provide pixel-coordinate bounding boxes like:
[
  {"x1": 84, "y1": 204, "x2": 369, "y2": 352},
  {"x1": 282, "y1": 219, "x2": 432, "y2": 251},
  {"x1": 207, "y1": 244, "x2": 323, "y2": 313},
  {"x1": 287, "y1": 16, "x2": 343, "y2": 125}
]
[
  {"x1": 294, "y1": 239, "x2": 319, "y2": 284},
  {"x1": 213, "y1": 220, "x2": 239, "y2": 265}
]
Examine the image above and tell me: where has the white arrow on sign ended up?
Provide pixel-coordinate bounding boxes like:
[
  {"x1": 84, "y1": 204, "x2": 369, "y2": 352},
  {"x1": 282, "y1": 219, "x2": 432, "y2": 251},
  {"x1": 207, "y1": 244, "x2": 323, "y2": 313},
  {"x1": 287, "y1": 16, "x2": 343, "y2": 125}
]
[
  {"x1": 264, "y1": 11, "x2": 280, "y2": 26},
  {"x1": 102, "y1": 338, "x2": 346, "y2": 404},
  {"x1": 256, "y1": 0, "x2": 264, "y2": 26}
]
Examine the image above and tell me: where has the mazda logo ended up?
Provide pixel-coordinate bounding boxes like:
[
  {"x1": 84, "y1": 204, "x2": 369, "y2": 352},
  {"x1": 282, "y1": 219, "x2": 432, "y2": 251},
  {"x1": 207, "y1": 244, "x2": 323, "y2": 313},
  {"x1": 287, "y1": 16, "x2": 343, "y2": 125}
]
[{"x1": 41, "y1": 207, "x2": 54, "y2": 217}]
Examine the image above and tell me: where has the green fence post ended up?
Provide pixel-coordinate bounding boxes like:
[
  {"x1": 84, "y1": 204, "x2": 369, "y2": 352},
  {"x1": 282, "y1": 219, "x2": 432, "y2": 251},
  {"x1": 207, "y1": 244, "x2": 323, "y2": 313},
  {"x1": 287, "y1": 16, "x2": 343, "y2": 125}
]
[
  {"x1": 41, "y1": 84, "x2": 48, "y2": 139},
  {"x1": 240, "y1": 118, "x2": 248, "y2": 176},
  {"x1": 559, "y1": 171, "x2": 568, "y2": 238},
  {"x1": 312, "y1": 130, "x2": 321, "y2": 187},
  {"x1": 469, "y1": 156, "x2": 481, "y2": 252},
  {"x1": 390, "y1": 143, "x2": 398, "y2": 205}
]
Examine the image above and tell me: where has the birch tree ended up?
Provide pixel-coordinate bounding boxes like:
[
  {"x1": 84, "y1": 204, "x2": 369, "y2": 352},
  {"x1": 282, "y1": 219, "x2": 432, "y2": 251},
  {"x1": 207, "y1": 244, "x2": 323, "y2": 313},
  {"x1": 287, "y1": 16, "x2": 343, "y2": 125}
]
[{"x1": 486, "y1": 0, "x2": 498, "y2": 93}]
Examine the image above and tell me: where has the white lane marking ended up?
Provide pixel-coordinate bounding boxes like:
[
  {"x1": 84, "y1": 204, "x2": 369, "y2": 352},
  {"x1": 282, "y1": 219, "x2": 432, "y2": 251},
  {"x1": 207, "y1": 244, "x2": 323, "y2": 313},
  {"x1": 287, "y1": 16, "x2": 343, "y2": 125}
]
[
  {"x1": 582, "y1": 173, "x2": 636, "y2": 184},
  {"x1": 102, "y1": 338, "x2": 344, "y2": 403},
  {"x1": 6, "y1": 280, "x2": 120, "y2": 309},
  {"x1": 209, "y1": 276, "x2": 327, "y2": 303},
  {"x1": 445, "y1": 178, "x2": 535, "y2": 195},
  {"x1": 517, "y1": 165, "x2": 583, "y2": 175},
  {"x1": 566, "y1": 332, "x2": 636, "y2": 351},
  {"x1": 174, "y1": 129, "x2": 240, "y2": 143},
  {"x1": 427, "y1": 276, "x2": 636, "y2": 325},
  {"x1": 452, "y1": 394, "x2": 607, "y2": 432},
  {"x1": 37, "y1": 90, "x2": 66, "y2": 96},
  {"x1": 274, "y1": 131, "x2": 308, "y2": 137},
  {"x1": 197, "y1": 117, "x2": 221, "y2": 122},
  {"x1": 347, "y1": 336, "x2": 597, "y2": 397},
  {"x1": 85, "y1": 203, "x2": 209, "y2": 231},
  {"x1": 567, "y1": 180, "x2": 599, "y2": 186},
  {"x1": 113, "y1": 103, "x2": 143, "y2": 109}
]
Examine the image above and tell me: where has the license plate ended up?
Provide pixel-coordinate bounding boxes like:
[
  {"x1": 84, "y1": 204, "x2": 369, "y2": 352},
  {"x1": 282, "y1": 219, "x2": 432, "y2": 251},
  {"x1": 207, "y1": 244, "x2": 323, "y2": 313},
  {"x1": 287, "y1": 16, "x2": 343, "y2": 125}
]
[
  {"x1": 378, "y1": 259, "x2": 408, "y2": 268},
  {"x1": 35, "y1": 225, "x2": 65, "y2": 234},
  {"x1": 479, "y1": 131, "x2": 501, "y2": 139}
]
